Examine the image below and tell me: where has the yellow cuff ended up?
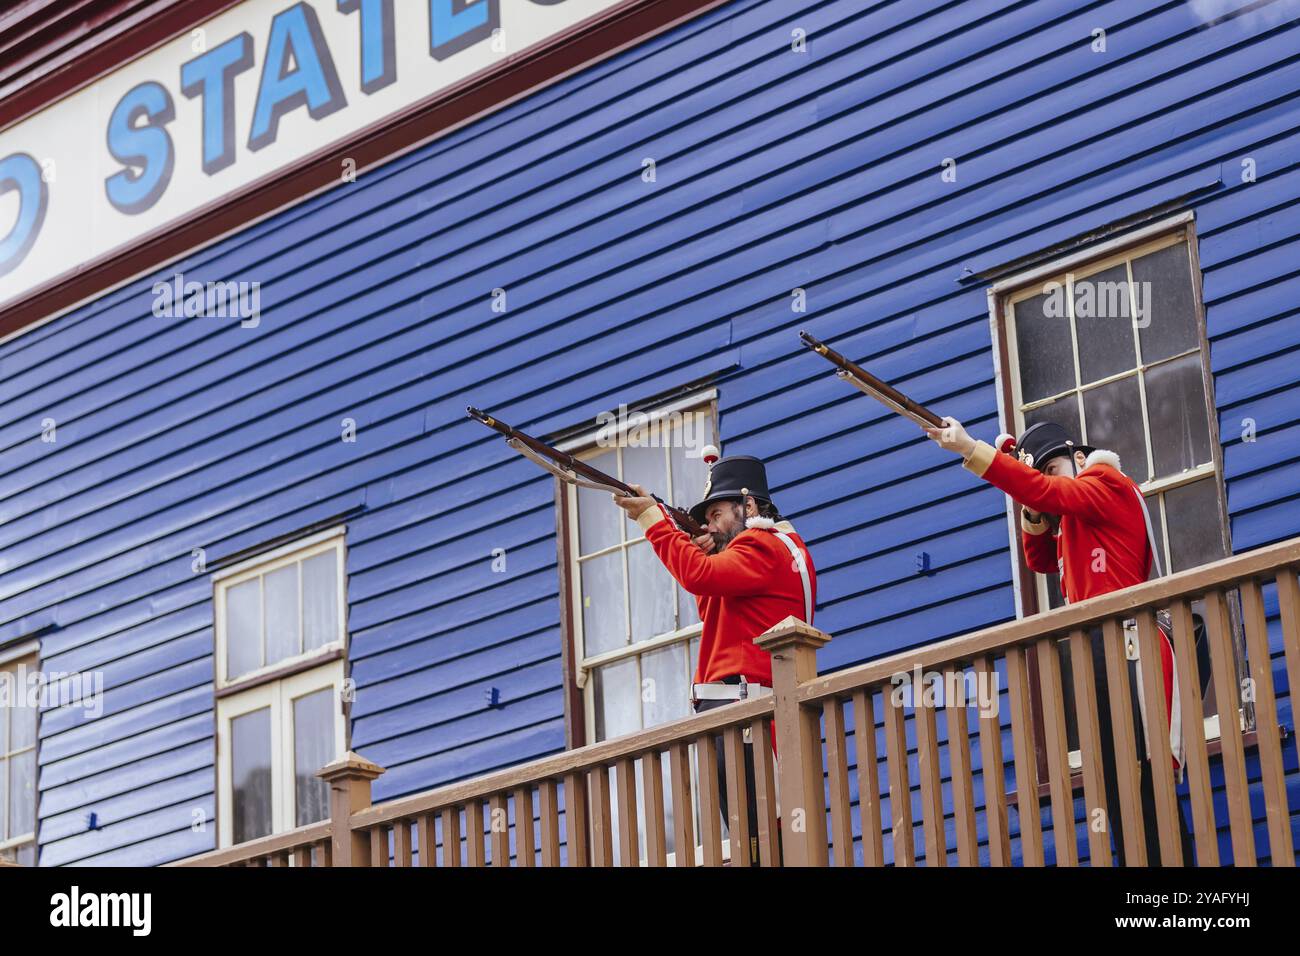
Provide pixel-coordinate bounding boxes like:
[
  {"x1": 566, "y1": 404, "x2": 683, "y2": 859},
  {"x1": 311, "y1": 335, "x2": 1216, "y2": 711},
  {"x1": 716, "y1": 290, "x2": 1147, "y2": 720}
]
[
  {"x1": 1022, "y1": 512, "x2": 1049, "y2": 535},
  {"x1": 962, "y1": 440, "x2": 996, "y2": 478},
  {"x1": 636, "y1": 505, "x2": 666, "y2": 534}
]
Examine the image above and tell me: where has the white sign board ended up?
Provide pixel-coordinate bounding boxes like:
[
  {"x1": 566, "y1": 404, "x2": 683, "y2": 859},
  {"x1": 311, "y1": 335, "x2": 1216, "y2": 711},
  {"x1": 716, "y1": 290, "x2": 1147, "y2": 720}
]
[{"x1": 0, "y1": 0, "x2": 621, "y2": 311}]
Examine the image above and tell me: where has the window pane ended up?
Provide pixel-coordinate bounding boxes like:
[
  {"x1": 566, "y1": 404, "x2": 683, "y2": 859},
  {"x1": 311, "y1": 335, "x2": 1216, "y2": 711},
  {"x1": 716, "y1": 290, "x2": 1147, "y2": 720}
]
[
  {"x1": 9, "y1": 749, "x2": 34, "y2": 838},
  {"x1": 1013, "y1": 290, "x2": 1075, "y2": 401},
  {"x1": 16, "y1": 842, "x2": 35, "y2": 866},
  {"x1": 623, "y1": 444, "x2": 666, "y2": 538},
  {"x1": 0, "y1": 693, "x2": 6, "y2": 753},
  {"x1": 302, "y1": 550, "x2": 339, "y2": 652},
  {"x1": 1133, "y1": 243, "x2": 1199, "y2": 362},
  {"x1": 232, "y1": 707, "x2": 273, "y2": 844},
  {"x1": 293, "y1": 688, "x2": 334, "y2": 827},
  {"x1": 627, "y1": 541, "x2": 676, "y2": 644},
  {"x1": 1023, "y1": 392, "x2": 1081, "y2": 439},
  {"x1": 265, "y1": 564, "x2": 300, "y2": 667},
  {"x1": 689, "y1": 636, "x2": 701, "y2": 681},
  {"x1": 670, "y1": 412, "x2": 714, "y2": 505},
  {"x1": 1082, "y1": 374, "x2": 1149, "y2": 481},
  {"x1": 1074, "y1": 264, "x2": 1136, "y2": 384},
  {"x1": 580, "y1": 552, "x2": 625, "y2": 656},
  {"x1": 1144, "y1": 492, "x2": 1168, "y2": 577},
  {"x1": 9, "y1": 693, "x2": 34, "y2": 750},
  {"x1": 0, "y1": 760, "x2": 6, "y2": 841},
  {"x1": 226, "y1": 578, "x2": 262, "y2": 680},
  {"x1": 641, "y1": 642, "x2": 690, "y2": 729},
  {"x1": 577, "y1": 449, "x2": 620, "y2": 554},
  {"x1": 1144, "y1": 353, "x2": 1213, "y2": 477},
  {"x1": 679, "y1": 586, "x2": 701, "y2": 629},
  {"x1": 1163, "y1": 478, "x2": 1228, "y2": 573},
  {"x1": 593, "y1": 657, "x2": 640, "y2": 742}
]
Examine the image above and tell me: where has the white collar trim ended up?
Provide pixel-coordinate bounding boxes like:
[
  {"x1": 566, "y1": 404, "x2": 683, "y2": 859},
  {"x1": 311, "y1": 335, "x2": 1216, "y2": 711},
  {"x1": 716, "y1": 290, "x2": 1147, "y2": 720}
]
[
  {"x1": 745, "y1": 516, "x2": 776, "y2": 530},
  {"x1": 1084, "y1": 448, "x2": 1121, "y2": 471}
]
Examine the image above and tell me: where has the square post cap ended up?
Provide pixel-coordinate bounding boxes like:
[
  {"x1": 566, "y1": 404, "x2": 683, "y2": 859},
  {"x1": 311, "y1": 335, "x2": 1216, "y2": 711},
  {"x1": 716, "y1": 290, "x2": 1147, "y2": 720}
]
[
  {"x1": 317, "y1": 751, "x2": 386, "y2": 784},
  {"x1": 754, "y1": 615, "x2": 831, "y2": 653}
]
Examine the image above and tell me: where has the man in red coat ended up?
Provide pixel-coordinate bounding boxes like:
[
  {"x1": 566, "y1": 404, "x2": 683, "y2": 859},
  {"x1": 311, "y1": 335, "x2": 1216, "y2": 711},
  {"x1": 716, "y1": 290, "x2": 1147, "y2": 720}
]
[
  {"x1": 613, "y1": 454, "x2": 815, "y2": 864},
  {"x1": 926, "y1": 417, "x2": 1192, "y2": 865}
]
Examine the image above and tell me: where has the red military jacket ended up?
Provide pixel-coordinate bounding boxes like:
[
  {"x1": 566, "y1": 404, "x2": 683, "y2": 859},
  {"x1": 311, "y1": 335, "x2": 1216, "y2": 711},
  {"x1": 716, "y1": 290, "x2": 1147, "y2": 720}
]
[{"x1": 635, "y1": 505, "x2": 816, "y2": 687}]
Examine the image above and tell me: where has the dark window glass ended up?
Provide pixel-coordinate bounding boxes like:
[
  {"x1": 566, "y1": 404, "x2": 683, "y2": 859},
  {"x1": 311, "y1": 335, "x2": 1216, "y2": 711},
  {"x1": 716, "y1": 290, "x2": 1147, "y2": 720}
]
[
  {"x1": 232, "y1": 707, "x2": 273, "y2": 844},
  {"x1": 1133, "y1": 243, "x2": 1199, "y2": 362},
  {"x1": 1014, "y1": 291, "x2": 1075, "y2": 401},
  {"x1": 1024, "y1": 393, "x2": 1081, "y2": 437},
  {"x1": 293, "y1": 689, "x2": 334, "y2": 827},
  {"x1": 302, "y1": 550, "x2": 338, "y2": 652},
  {"x1": 1082, "y1": 375, "x2": 1149, "y2": 481},
  {"x1": 1145, "y1": 353, "x2": 1213, "y2": 477},
  {"x1": 265, "y1": 563, "x2": 300, "y2": 667},
  {"x1": 1074, "y1": 264, "x2": 1136, "y2": 383},
  {"x1": 1164, "y1": 478, "x2": 1229, "y2": 573}
]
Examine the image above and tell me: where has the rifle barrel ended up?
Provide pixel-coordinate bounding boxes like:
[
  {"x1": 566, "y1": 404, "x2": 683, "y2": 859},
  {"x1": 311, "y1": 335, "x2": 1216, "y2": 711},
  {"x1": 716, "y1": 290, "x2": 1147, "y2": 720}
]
[{"x1": 798, "y1": 331, "x2": 946, "y2": 428}]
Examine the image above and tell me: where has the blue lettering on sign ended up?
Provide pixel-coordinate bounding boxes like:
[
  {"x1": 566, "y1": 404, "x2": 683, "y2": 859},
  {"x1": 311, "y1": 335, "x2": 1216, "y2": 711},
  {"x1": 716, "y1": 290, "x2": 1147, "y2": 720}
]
[
  {"x1": 104, "y1": 81, "x2": 176, "y2": 215},
  {"x1": 338, "y1": 0, "x2": 396, "y2": 95},
  {"x1": 248, "y1": 2, "x2": 347, "y2": 152},
  {"x1": 181, "y1": 32, "x2": 255, "y2": 175},
  {"x1": 429, "y1": 0, "x2": 499, "y2": 60},
  {"x1": 0, "y1": 153, "x2": 48, "y2": 279}
]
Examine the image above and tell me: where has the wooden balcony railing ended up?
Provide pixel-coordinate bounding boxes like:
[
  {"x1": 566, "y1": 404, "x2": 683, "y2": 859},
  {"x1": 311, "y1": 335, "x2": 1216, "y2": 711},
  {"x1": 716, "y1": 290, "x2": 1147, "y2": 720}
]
[{"x1": 173, "y1": 534, "x2": 1300, "y2": 867}]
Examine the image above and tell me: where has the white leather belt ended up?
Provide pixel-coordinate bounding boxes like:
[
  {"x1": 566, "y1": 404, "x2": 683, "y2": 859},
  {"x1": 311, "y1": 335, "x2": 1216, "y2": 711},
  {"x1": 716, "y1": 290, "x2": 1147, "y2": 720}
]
[{"x1": 691, "y1": 680, "x2": 772, "y2": 702}]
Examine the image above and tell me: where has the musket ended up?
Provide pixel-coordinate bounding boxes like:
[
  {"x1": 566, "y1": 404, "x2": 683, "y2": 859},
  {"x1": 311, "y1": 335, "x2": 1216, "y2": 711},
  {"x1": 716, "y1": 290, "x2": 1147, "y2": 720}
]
[
  {"x1": 798, "y1": 330, "x2": 946, "y2": 429},
  {"x1": 467, "y1": 406, "x2": 709, "y2": 537}
]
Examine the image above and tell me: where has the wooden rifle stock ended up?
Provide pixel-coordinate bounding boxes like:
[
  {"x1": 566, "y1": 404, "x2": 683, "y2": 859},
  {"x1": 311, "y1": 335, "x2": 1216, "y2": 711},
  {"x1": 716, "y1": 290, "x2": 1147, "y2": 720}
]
[
  {"x1": 467, "y1": 407, "x2": 708, "y2": 537},
  {"x1": 798, "y1": 330, "x2": 946, "y2": 428}
]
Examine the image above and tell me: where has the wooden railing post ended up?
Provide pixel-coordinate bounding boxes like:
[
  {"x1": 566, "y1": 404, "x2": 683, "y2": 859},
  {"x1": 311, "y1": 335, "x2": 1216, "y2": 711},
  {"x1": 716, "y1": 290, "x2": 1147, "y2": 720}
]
[
  {"x1": 317, "y1": 752, "x2": 385, "y2": 867},
  {"x1": 755, "y1": 615, "x2": 831, "y2": 867}
]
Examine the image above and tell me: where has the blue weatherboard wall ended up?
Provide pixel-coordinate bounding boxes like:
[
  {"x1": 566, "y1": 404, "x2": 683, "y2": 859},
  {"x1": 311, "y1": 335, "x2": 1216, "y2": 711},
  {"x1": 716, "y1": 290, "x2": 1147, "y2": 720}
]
[{"x1": 0, "y1": 0, "x2": 1296, "y2": 865}]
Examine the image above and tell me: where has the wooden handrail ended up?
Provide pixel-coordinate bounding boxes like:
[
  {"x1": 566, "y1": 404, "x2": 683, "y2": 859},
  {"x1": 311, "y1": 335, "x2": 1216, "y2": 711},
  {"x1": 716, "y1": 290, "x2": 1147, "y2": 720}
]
[
  {"x1": 167, "y1": 820, "x2": 332, "y2": 867},
  {"x1": 797, "y1": 535, "x2": 1300, "y2": 705},
  {"x1": 350, "y1": 695, "x2": 773, "y2": 829}
]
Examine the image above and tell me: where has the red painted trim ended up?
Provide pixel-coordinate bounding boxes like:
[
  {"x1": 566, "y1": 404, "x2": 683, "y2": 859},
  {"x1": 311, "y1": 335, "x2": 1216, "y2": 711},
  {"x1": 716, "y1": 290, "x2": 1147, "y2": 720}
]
[{"x1": 0, "y1": 0, "x2": 730, "y2": 341}]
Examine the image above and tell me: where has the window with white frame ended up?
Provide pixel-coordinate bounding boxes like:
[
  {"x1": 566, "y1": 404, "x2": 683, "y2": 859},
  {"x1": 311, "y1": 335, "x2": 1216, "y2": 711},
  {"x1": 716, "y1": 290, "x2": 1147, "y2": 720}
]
[
  {"x1": 561, "y1": 396, "x2": 718, "y2": 862},
  {"x1": 997, "y1": 222, "x2": 1245, "y2": 749},
  {"x1": 213, "y1": 530, "x2": 348, "y2": 848},
  {"x1": 0, "y1": 650, "x2": 38, "y2": 866}
]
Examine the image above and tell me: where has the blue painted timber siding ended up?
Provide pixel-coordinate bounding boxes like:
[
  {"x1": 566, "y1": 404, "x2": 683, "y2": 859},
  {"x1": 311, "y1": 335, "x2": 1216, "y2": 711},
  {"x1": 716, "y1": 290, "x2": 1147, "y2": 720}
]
[{"x1": 0, "y1": 0, "x2": 1296, "y2": 865}]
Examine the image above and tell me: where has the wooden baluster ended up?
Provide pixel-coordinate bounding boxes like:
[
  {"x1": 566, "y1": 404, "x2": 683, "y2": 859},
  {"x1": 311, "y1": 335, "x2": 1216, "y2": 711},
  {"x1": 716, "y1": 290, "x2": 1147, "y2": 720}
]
[
  {"x1": 883, "y1": 688, "x2": 915, "y2": 866},
  {"x1": 538, "y1": 781, "x2": 562, "y2": 867},
  {"x1": 1005, "y1": 646, "x2": 1043, "y2": 866},
  {"x1": 1168, "y1": 600, "x2": 1217, "y2": 865},
  {"x1": 913, "y1": 677, "x2": 946, "y2": 867},
  {"x1": 268, "y1": 851, "x2": 287, "y2": 867},
  {"x1": 441, "y1": 806, "x2": 462, "y2": 867},
  {"x1": 722, "y1": 728, "x2": 753, "y2": 867},
  {"x1": 318, "y1": 839, "x2": 332, "y2": 867},
  {"x1": 669, "y1": 743, "x2": 696, "y2": 868},
  {"x1": 1067, "y1": 630, "x2": 1112, "y2": 867},
  {"x1": 392, "y1": 819, "x2": 413, "y2": 867},
  {"x1": 590, "y1": 766, "x2": 614, "y2": 866},
  {"x1": 1204, "y1": 589, "x2": 1255, "y2": 865},
  {"x1": 1240, "y1": 579, "x2": 1293, "y2": 866},
  {"x1": 369, "y1": 826, "x2": 389, "y2": 867},
  {"x1": 975, "y1": 657, "x2": 1010, "y2": 867},
  {"x1": 615, "y1": 759, "x2": 640, "y2": 867},
  {"x1": 750, "y1": 718, "x2": 780, "y2": 867},
  {"x1": 489, "y1": 793, "x2": 510, "y2": 867},
  {"x1": 1276, "y1": 569, "x2": 1300, "y2": 779},
  {"x1": 1133, "y1": 609, "x2": 1183, "y2": 865},
  {"x1": 515, "y1": 788, "x2": 536, "y2": 867},
  {"x1": 697, "y1": 735, "x2": 724, "y2": 866},
  {"x1": 851, "y1": 689, "x2": 884, "y2": 867},
  {"x1": 293, "y1": 844, "x2": 312, "y2": 868},
  {"x1": 1101, "y1": 618, "x2": 1147, "y2": 866},
  {"x1": 822, "y1": 697, "x2": 853, "y2": 867},
  {"x1": 1035, "y1": 636, "x2": 1077, "y2": 866},
  {"x1": 944, "y1": 667, "x2": 978, "y2": 867},
  {"x1": 643, "y1": 751, "x2": 668, "y2": 867},
  {"x1": 466, "y1": 801, "x2": 486, "y2": 867},
  {"x1": 417, "y1": 813, "x2": 437, "y2": 868},
  {"x1": 563, "y1": 772, "x2": 589, "y2": 867}
]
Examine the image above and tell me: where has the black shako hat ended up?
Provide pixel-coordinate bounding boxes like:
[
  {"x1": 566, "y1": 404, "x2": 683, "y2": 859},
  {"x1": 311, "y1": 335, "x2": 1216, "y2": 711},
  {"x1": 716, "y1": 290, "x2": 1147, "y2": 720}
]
[
  {"x1": 688, "y1": 455, "x2": 774, "y2": 525},
  {"x1": 1007, "y1": 421, "x2": 1093, "y2": 471}
]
